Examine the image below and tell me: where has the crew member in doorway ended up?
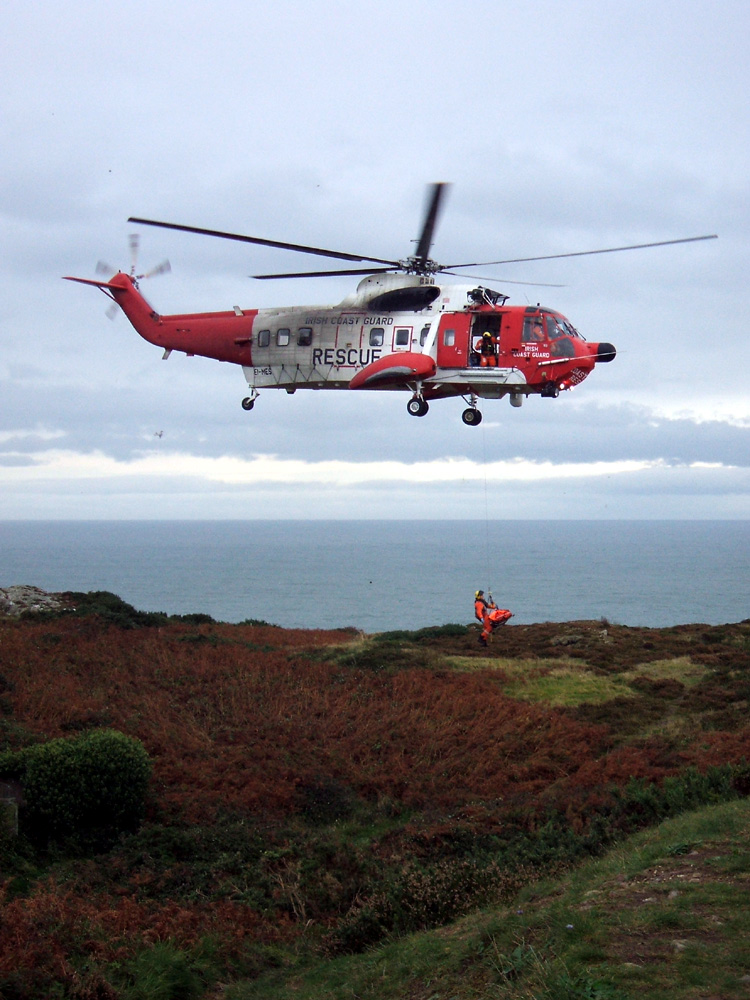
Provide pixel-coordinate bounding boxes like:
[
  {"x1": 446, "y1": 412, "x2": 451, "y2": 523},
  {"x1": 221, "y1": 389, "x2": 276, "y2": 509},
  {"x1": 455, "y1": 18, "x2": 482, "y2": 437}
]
[{"x1": 480, "y1": 330, "x2": 499, "y2": 367}]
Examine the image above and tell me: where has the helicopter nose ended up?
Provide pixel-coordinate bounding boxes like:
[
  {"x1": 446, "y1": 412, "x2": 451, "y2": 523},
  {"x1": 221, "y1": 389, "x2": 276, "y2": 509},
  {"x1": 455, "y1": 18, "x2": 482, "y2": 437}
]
[{"x1": 595, "y1": 342, "x2": 616, "y2": 363}]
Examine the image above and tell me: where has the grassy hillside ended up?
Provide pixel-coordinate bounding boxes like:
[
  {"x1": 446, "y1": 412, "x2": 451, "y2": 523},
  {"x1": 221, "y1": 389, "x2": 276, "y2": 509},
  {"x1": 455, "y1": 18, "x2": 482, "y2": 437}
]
[
  {"x1": 1, "y1": 594, "x2": 749, "y2": 998},
  {"x1": 228, "y1": 797, "x2": 750, "y2": 1000}
]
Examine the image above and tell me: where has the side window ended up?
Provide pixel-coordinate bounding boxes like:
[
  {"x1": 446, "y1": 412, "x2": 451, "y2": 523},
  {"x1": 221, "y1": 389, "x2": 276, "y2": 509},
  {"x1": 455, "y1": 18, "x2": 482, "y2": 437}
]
[
  {"x1": 369, "y1": 328, "x2": 384, "y2": 347},
  {"x1": 522, "y1": 318, "x2": 545, "y2": 343},
  {"x1": 277, "y1": 328, "x2": 291, "y2": 347},
  {"x1": 257, "y1": 329, "x2": 270, "y2": 348},
  {"x1": 420, "y1": 325, "x2": 430, "y2": 346},
  {"x1": 443, "y1": 329, "x2": 455, "y2": 347},
  {"x1": 395, "y1": 328, "x2": 410, "y2": 347},
  {"x1": 297, "y1": 327, "x2": 312, "y2": 346}
]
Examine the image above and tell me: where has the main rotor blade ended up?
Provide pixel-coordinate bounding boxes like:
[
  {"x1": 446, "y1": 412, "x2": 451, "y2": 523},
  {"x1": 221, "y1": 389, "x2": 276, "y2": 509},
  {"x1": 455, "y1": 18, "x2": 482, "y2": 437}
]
[
  {"x1": 127, "y1": 216, "x2": 400, "y2": 267},
  {"x1": 413, "y1": 182, "x2": 450, "y2": 266},
  {"x1": 444, "y1": 234, "x2": 718, "y2": 269},
  {"x1": 440, "y1": 271, "x2": 566, "y2": 287},
  {"x1": 253, "y1": 267, "x2": 394, "y2": 280}
]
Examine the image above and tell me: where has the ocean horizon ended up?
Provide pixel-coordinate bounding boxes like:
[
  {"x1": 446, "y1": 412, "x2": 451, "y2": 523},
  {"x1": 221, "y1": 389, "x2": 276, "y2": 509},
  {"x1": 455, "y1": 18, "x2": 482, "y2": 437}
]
[{"x1": 1, "y1": 519, "x2": 748, "y2": 632}]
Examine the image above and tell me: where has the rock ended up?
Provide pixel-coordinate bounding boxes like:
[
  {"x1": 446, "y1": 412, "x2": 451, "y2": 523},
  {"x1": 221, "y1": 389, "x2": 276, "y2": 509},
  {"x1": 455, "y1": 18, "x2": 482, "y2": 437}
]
[
  {"x1": 550, "y1": 633, "x2": 583, "y2": 646},
  {"x1": 0, "y1": 585, "x2": 66, "y2": 617}
]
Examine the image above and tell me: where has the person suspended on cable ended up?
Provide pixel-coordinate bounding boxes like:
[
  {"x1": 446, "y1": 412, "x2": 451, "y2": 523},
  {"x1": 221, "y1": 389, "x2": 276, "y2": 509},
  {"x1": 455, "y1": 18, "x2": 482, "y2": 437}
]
[
  {"x1": 474, "y1": 590, "x2": 495, "y2": 623},
  {"x1": 475, "y1": 589, "x2": 513, "y2": 646}
]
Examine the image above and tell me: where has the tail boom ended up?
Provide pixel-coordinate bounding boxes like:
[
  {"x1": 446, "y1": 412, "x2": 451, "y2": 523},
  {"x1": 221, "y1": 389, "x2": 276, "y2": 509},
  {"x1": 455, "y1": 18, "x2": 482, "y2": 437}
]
[{"x1": 64, "y1": 272, "x2": 257, "y2": 365}]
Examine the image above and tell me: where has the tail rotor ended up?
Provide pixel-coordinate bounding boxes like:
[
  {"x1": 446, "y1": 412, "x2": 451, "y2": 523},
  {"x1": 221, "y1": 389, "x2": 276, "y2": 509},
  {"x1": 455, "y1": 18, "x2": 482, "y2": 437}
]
[
  {"x1": 138, "y1": 259, "x2": 172, "y2": 280},
  {"x1": 129, "y1": 232, "x2": 140, "y2": 278},
  {"x1": 128, "y1": 232, "x2": 171, "y2": 286},
  {"x1": 93, "y1": 234, "x2": 170, "y2": 318}
]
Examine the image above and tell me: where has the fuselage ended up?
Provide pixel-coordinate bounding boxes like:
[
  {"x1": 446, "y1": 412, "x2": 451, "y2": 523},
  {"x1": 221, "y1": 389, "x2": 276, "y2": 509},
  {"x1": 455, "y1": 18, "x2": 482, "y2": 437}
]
[{"x1": 68, "y1": 271, "x2": 615, "y2": 413}]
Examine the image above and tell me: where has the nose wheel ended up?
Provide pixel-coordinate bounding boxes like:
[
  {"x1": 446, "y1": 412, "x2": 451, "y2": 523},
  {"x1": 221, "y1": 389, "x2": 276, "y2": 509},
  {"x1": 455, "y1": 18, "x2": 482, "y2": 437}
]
[{"x1": 407, "y1": 396, "x2": 429, "y2": 417}]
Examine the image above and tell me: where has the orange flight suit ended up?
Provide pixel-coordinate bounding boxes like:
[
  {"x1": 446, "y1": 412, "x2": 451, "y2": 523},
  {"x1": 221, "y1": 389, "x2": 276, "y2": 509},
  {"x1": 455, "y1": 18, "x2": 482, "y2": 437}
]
[{"x1": 479, "y1": 332, "x2": 498, "y2": 367}]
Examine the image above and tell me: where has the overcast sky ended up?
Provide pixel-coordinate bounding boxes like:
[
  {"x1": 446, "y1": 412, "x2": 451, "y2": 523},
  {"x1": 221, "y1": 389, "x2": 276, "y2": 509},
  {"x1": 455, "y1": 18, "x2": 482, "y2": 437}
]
[{"x1": 1, "y1": 0, "x2": 748, "y2": 520}]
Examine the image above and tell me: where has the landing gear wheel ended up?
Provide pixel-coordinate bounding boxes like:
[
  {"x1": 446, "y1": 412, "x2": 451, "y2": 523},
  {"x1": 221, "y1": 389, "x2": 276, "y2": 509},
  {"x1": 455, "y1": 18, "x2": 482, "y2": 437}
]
[
  {"x1": 462, "y1": 407, "x2": 482, "y2": 426},
  {"x1": 407, "y1": 397, "x2": 429, "y2": 417},
  {"x1": 241, "y1": 397, "x2": 255, "y2": 411}
]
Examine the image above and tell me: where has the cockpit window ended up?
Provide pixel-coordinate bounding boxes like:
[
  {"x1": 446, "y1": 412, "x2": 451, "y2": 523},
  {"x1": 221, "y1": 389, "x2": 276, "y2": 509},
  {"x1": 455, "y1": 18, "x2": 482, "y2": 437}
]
[
  {"x1": 547, "y1": 314, "x2": 582, "y2": 340},
  {"x1": 522, "y1": 317, "x2": 545, "y2": 342},
  {"x1": 560, "y1": 318, "x2": 583, "y2": 340},
  {"x1": 545, "y1": 315, "x2": 566, "y2": 340}
]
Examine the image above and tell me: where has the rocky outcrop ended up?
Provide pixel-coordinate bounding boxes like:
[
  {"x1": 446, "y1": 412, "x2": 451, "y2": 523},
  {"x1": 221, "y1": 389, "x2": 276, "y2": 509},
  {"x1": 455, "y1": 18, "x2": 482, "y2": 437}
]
[{"x1": 0, "y1": 585, "x2": 67, "y2": 617}]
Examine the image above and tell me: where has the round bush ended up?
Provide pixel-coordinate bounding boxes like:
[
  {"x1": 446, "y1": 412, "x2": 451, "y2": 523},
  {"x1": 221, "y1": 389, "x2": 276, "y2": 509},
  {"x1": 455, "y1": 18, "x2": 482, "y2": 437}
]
[{"x1": 20, "y1": 728, "x2": 151, "y2": 846}]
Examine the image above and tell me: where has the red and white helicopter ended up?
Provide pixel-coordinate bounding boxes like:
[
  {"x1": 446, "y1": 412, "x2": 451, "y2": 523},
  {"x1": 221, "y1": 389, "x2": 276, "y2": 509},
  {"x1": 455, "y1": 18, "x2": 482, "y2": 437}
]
[{"x1": 66, "y1": 184, "x2": 716, "y2": 425}]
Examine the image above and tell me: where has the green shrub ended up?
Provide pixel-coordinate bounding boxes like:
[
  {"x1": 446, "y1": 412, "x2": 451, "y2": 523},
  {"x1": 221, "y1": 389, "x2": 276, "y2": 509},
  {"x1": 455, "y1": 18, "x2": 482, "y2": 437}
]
[
  {"x1": 121, "y1": 942, "x2": 205, "y2": 1000},
  {"x1": 375, "y1": 623, "x2": 469, "y2": 643},
  {"x1": 296, "y1": 775, "x2": 356, "y2": 824},
  {"x1": 170, "y1": 612, "x2": 216, "y2": 625},
  {"x1": 619, "y1": 764, "x2": 736, "y2": 826},
  {"x1": 8, "y1": 728, "x2": 151, "y2": 848},
  {"x1": 63, "y1": 590, "x2": 169, "y2": 628}
]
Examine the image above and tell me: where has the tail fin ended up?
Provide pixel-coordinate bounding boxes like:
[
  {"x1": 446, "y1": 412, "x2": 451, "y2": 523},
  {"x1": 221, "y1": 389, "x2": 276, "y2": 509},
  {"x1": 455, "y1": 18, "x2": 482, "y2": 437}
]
[{"x1": 63, "y1": 275, "x2": 125, "y2": 290}]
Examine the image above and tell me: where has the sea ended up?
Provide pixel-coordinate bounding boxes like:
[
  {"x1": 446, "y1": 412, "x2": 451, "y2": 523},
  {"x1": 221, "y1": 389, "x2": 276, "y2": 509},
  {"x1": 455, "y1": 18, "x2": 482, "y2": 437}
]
[{"x1": 1, "y1": 520, "x2": 748, "y2": 632}]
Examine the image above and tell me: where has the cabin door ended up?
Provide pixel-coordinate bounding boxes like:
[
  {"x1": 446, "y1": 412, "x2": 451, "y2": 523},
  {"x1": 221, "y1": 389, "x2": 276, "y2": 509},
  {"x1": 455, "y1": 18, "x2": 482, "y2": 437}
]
[
  {"x1": 470, "y1": 314, "x2": 503, "y2": 367},
  {"x1": 436, "y1": 314, "x2": 472, "y2": 368}
]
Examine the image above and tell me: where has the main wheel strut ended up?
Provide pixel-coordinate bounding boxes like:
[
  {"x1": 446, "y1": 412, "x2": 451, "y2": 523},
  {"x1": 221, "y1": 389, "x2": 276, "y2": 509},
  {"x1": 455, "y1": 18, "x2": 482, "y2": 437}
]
[
  {"x1": 407, "y1": 396, "x2": 429, "y2": 417},
  {"x1": 241, "y1": 388, "x2": 259, "y2": 411},
  {"x1": 461, "y1": 392, "x2": 482, "y2": 425},
  {"x1": 462, "y1": 407, "x2": 482, "y2": 425}
]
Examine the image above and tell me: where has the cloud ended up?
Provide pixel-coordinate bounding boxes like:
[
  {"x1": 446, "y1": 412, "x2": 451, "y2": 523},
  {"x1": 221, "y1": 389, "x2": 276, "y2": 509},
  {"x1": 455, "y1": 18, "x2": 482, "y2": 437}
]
[
  {"x1": 1, "y1": 447, "x2": 747, "y2": 522},
  {"x1": 0, "y1": 447, "x2": 741, "y2": 489},
  {"x1": 0, "y1": 428, "x2": 66, "y2": 444}
]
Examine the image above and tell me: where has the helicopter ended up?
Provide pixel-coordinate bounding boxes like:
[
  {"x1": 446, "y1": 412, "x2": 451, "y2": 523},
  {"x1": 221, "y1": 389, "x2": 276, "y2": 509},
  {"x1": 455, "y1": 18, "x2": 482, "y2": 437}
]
[{"x1": 65, "y1": 184, "x2": 716, "y2": 425}]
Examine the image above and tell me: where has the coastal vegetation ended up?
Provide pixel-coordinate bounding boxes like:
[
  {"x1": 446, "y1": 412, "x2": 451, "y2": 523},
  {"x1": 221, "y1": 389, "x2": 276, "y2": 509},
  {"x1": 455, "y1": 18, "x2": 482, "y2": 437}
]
[{"x1": 1, "y1": 591, "x2": 749, "y2": 998}]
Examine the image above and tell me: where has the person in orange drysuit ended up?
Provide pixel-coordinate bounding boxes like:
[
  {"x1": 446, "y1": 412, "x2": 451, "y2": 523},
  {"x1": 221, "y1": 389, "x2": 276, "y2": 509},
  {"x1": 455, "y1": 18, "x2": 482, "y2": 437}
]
[
  {"x1": 475, "y1": 589, "x2": 495, "y2": 646},
  {"x1": 479, "y1": 330, "x2": 499, "y2": 367},
  {"x1": 474, "y1": 590, "x2": 493, "y2": 624},
  {"x1": 475, "y1": 589, "x2": 512, "y2": 646}
]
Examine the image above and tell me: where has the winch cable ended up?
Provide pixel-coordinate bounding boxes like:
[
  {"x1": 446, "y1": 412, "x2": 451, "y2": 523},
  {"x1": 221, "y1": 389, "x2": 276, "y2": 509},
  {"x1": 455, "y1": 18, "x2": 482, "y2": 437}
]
[{"x1": 480, "y1": 417, "x2": 492, "y2": 600}]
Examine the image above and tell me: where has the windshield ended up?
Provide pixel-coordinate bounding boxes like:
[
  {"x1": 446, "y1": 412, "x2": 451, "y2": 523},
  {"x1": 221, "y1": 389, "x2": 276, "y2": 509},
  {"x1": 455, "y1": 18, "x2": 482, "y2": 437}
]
[
  {"x1": 523, "y1": 312, "x2": 584, "y2": 342},
  {"x1": 553, "y1": 314, "x2": 584, "y2": 340}
]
